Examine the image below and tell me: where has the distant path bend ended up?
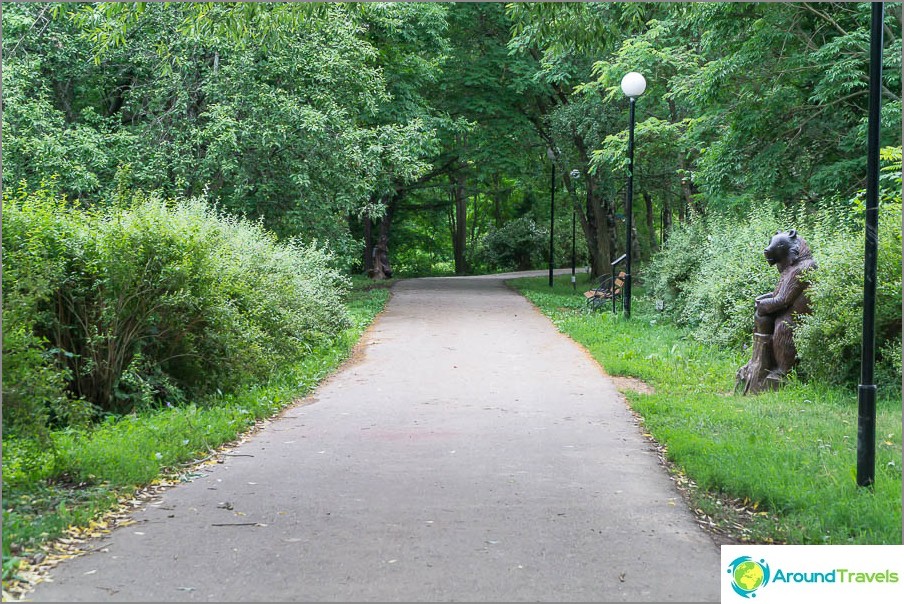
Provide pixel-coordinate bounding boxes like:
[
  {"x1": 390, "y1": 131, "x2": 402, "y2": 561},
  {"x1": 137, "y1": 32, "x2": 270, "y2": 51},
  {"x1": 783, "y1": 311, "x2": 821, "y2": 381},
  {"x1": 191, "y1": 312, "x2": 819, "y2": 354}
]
[{"x1": 31, "y1": 272, "x2": 720, "y2": 602}]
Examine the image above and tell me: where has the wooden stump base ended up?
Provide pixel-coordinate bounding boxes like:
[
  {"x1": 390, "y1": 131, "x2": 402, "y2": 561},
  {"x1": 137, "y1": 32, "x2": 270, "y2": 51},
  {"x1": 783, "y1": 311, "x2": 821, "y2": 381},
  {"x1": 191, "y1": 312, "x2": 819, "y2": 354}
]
[{"x1": 736, "y1": 333, "x2": 782, "y2": 395}]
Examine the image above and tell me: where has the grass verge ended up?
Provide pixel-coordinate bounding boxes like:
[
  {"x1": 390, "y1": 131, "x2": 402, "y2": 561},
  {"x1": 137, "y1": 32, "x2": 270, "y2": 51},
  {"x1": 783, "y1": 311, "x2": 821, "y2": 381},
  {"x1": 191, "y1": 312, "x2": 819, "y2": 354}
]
[
  {"x1": 511, "y1": 274, "x2": 902, "y2": 545},
  {"x1": 1, "y1": 282, "x2": 392, "y2": 592}
]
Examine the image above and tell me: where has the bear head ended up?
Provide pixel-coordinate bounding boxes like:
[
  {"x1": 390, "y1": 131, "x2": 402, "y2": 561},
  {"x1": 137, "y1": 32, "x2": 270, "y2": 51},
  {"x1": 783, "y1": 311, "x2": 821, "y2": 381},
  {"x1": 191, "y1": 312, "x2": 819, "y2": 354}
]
[{"x1": 764, "y1": 229, "x2": 809, "y2": 267}]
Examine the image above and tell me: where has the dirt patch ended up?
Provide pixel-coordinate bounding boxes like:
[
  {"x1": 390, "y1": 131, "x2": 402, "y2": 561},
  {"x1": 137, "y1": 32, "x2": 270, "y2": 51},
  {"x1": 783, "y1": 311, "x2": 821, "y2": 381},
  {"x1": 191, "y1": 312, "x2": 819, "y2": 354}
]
[{"x1": 609, "y1": 375, "x2": 655, "y2": 394}]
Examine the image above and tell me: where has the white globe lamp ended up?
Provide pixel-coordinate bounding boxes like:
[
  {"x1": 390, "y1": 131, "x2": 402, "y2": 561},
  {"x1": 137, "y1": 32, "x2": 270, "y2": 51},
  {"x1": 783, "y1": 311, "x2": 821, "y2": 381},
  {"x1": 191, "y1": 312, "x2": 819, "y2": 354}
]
[{"x1": 620, "y1": 72, "x2": 647, "y2": 98}]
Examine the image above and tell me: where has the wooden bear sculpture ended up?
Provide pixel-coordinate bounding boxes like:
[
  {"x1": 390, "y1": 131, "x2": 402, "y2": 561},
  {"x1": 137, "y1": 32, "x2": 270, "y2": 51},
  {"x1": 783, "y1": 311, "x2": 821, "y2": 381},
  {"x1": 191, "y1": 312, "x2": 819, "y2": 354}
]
[{"x1": 736, "y1": 229, "x2": 817, "y2": 395}]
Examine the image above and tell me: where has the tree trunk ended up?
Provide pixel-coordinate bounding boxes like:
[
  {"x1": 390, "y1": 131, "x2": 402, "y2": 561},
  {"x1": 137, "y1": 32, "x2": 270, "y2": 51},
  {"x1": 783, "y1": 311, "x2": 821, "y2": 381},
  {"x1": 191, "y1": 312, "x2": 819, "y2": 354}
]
[
  {"x1": 363, "y1": 215, "x2": 375, "y2": 275},
  {"x1": 470, "y1": 192, "x2": 479, "y2": 242},
  {"x1": 679, "y1": 173, "x2": 695, "y2": 219},
  {"x1": 452, "y1": 173, "x2": 468, "y2": 274},
  {"x1": 366, "y1": 194, "x2": 397, "y2": 280},
  {"x1": 573, "y1": 175, "x2": 600, "y2": 278},
  {"x1": 588, "y1": 186, "x2": 614, "y2": 279},
  {"x1": 631, "y1": 223, "x2": 642, "y2": 267},
  {"x1": 492, "y1": 175, "x2": 504, "y2": 228},
  {"x1": 668, "y1": 97, "x2": 697, "y2": 222},
  {"x1": 643, "y1": 191, "x2": 657, "y2": 257},
  {"x1": 571, "y1": 139, "x2": 614, "y2": 279},
  {"x1": 371, "y1": 200, "x2": 396, "y2": 280},
  {"x1": 661, "y1": 195, "x2": 673, "y2": 245}
]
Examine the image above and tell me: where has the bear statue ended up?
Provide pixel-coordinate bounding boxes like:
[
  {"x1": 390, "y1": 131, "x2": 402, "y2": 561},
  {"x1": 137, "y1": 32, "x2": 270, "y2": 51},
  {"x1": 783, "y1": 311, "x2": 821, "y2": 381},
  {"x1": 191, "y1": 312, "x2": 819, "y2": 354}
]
[{"x1": 736, "y1": 229, "x2": 817, "y2": 395}]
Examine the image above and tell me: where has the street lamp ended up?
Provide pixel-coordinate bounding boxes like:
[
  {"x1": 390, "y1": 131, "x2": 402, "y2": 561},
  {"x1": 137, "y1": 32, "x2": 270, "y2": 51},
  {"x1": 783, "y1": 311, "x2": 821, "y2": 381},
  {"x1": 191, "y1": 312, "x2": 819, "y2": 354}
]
[
  {"x1": 621, "y1": 71, "x2": 646, "y2": 318},
  {"x1": 570, "y1": 169, "x2": 581, "y2": 291},
  {"x1": 547, "y1": 147, "x2": 557, "y2": 287}
]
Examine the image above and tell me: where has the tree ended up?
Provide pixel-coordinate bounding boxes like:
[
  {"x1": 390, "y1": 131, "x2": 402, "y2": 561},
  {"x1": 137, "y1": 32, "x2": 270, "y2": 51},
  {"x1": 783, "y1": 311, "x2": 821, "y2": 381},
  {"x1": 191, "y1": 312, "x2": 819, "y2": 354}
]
[
  {"x1": 507, "y1": 2, "x2": 902, "y2": 276},
  {"x1": 3, "y1": 3, "x2": 448, "y2": 269},
  {"x1": 364, "y1": 2, "x2": 548, "y2": 277},
  {"x1": 507, "y1": 2, "x2": 652, "y2": 277}
]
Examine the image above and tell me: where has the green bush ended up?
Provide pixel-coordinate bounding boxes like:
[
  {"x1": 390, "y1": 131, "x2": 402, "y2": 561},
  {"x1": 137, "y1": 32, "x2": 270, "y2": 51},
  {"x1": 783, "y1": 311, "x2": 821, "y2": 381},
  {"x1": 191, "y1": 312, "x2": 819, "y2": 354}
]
[
  {"x1": 1, "y1": 182, "x2": 93, "y2": 436},
  {"x1": 796, "y1": 209, "x2": 902, "y2": 387},
  {"x1": 646, "y1": 148, "x2": 902, "y2": 390},
  {"x1": 2, "y1": 185, "x2": 350, "y2": 426},
  {"x1": 473, "y1": 217, "x2": 548, "y2": 272},
  {"x1": 648, "y1": 206, "x2": 782, "y2": 347},
  {"x1": 646, "y1": 218, "x2": 709, "y2": 318}
]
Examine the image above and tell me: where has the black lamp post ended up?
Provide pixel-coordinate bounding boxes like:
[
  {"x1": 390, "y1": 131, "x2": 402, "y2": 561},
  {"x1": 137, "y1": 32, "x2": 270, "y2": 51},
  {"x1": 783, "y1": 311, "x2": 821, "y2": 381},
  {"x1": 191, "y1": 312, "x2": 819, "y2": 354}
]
[
  {"x1": 621, "y1": 71, "x2": 646, "y2": 318},
  {"x1": 547, "y1": 147, "x2": 557, "y2": 287},
  {"x1": 857, "y1": 1, "x2": 885, "y2": 488},
  {"x1": 570, "y1": 169, "x2": 581, "y2": 291}
]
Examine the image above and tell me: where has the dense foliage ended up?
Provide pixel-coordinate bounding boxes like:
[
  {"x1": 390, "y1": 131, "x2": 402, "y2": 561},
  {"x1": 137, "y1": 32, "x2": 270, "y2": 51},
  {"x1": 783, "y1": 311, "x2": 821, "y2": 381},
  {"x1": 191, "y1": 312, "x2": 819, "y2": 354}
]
[
  {"x1": 1, "y1": 2, "x2": 441, "y2": 263},
  {"x1": 2, "y1": 1, "x2": 900, "y2": 414},
  {"x1": 473, "y1": 217, "x2": 549, "y2": 273},
  {"x1": 4, "y1": 2, "x2": 899, "y2": 276},
  {"x1": 2, "y1": 184, "x2": 349, "y2": 434},
  {"x1": 647, "y1": 148, "x2": 903, "y2": 390},
  {"x1": 508, "y1": 1, "x2": 901, "y2": 272}
]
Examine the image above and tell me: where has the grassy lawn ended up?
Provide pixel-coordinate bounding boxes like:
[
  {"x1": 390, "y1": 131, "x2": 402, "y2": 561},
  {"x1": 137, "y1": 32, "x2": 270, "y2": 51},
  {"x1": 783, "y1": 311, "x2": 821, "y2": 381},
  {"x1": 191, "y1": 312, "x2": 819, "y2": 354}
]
[
  {"x1": 511, "y1": 274, "x2": 902, "y2": 545},
  {"x1": 2, "y1": 282, "x2": 392, "y2": 588}
]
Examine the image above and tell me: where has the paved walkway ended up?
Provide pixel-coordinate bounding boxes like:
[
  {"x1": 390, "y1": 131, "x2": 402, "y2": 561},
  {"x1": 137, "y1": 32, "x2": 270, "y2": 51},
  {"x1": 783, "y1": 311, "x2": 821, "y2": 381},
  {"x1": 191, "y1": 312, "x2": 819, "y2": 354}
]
[{"x1": 30, "y1": 273, "x2": 720, "y2": 602}]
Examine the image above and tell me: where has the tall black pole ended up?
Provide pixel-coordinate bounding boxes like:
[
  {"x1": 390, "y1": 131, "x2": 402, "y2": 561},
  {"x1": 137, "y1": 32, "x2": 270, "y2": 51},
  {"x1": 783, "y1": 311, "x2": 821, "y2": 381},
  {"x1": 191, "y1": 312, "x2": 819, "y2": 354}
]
[
  {"x1": 549, "y1": 162, "x2": 555, "y2": 287},
  {"x1": 571, "y1": 208, "x2": 577, "y2": 291},
  {"x1": 625, "y1": 96, "x2": 636, "y2": 317},
  {"x1": 857, "y1": 1, "x2": 884, "y2": 488}
]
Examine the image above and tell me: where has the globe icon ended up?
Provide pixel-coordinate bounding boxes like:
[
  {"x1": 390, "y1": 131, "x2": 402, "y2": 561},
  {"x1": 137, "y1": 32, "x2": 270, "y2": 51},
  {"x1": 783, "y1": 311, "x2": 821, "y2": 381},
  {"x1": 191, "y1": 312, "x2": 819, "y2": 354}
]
[{"x1": 733, "y1": 560, "x2": 765, "y2": 592}]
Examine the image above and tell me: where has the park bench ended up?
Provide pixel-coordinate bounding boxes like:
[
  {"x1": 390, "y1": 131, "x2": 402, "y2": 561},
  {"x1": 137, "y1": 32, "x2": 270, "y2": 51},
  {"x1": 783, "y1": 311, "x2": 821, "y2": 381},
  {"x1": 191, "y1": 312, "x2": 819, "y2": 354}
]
[{"x1": 584, "y1": 254, "x2": 627, "y2": 312}]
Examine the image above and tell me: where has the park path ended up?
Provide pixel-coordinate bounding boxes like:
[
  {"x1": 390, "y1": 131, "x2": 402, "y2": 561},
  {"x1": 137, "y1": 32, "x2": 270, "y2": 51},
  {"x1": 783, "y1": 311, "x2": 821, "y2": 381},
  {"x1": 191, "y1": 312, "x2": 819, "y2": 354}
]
[{"x1": 30, "y1": 272, "x2": 720, "y2": 602}]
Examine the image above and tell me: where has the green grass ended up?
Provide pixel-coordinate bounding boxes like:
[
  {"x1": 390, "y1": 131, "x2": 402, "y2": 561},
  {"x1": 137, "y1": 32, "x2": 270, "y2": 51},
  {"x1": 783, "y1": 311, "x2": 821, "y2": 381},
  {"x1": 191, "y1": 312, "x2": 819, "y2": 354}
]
[
  {"x1": 511, "y1": 274, "x2": 902, "y2": 545},
  {"x1": 2, "y1": 283, "x2": 392, "y2": 577}
]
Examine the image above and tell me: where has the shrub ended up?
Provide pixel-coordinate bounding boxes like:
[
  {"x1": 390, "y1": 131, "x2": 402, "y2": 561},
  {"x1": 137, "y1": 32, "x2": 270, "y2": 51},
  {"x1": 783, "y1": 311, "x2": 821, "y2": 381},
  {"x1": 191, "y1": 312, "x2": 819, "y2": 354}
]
[
  {"x1": 795, "y1": 210, "x2": 902, "y2": 387},
  {"x1": 1, "y1": 182, "x2": 93, "y2": 436},
  {"x1": 1, "y1": 185, "x2": 350, "y2": 422},
  {"x1": 474, "y1": 217, "x2": 548, "y2": 272},
  {"x1": 646, "y1": 147, "x2": 902, "y2": 390},
  {"x1": 795, "y1": 148, "x2": 902, "y2": 389},
  {"x1": 646, "y1": 218, "x2": 709, "y2": 316},
  {"x1": 648, "y1": 206, "x2": 783, "y2": 348}
]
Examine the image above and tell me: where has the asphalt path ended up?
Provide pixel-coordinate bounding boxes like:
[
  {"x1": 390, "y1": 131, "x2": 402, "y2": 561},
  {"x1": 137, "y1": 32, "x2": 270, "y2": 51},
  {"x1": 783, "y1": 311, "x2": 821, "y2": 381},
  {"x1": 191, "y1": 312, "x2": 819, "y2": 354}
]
[{"x1": 30, "y1": 272, "x2": 720, "y2": 602}]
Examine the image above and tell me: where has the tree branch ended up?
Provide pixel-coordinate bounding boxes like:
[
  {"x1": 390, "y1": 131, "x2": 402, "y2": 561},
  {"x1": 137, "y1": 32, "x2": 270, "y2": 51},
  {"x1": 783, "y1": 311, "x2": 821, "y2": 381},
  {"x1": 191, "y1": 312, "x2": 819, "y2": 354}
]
[
  {"x1": 797, "y1": 3, "x2": 849, "y2": 37},
  {"x1": 8, "y1": 5, "x2": 52, "y2": 58}
]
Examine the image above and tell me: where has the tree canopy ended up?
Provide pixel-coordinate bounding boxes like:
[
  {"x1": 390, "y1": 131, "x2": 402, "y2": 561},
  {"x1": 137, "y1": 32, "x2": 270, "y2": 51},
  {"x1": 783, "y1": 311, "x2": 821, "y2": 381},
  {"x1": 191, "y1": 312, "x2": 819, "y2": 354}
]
[{"x1": 2, "y1": 2, "x2": 901, "y2": 275}]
